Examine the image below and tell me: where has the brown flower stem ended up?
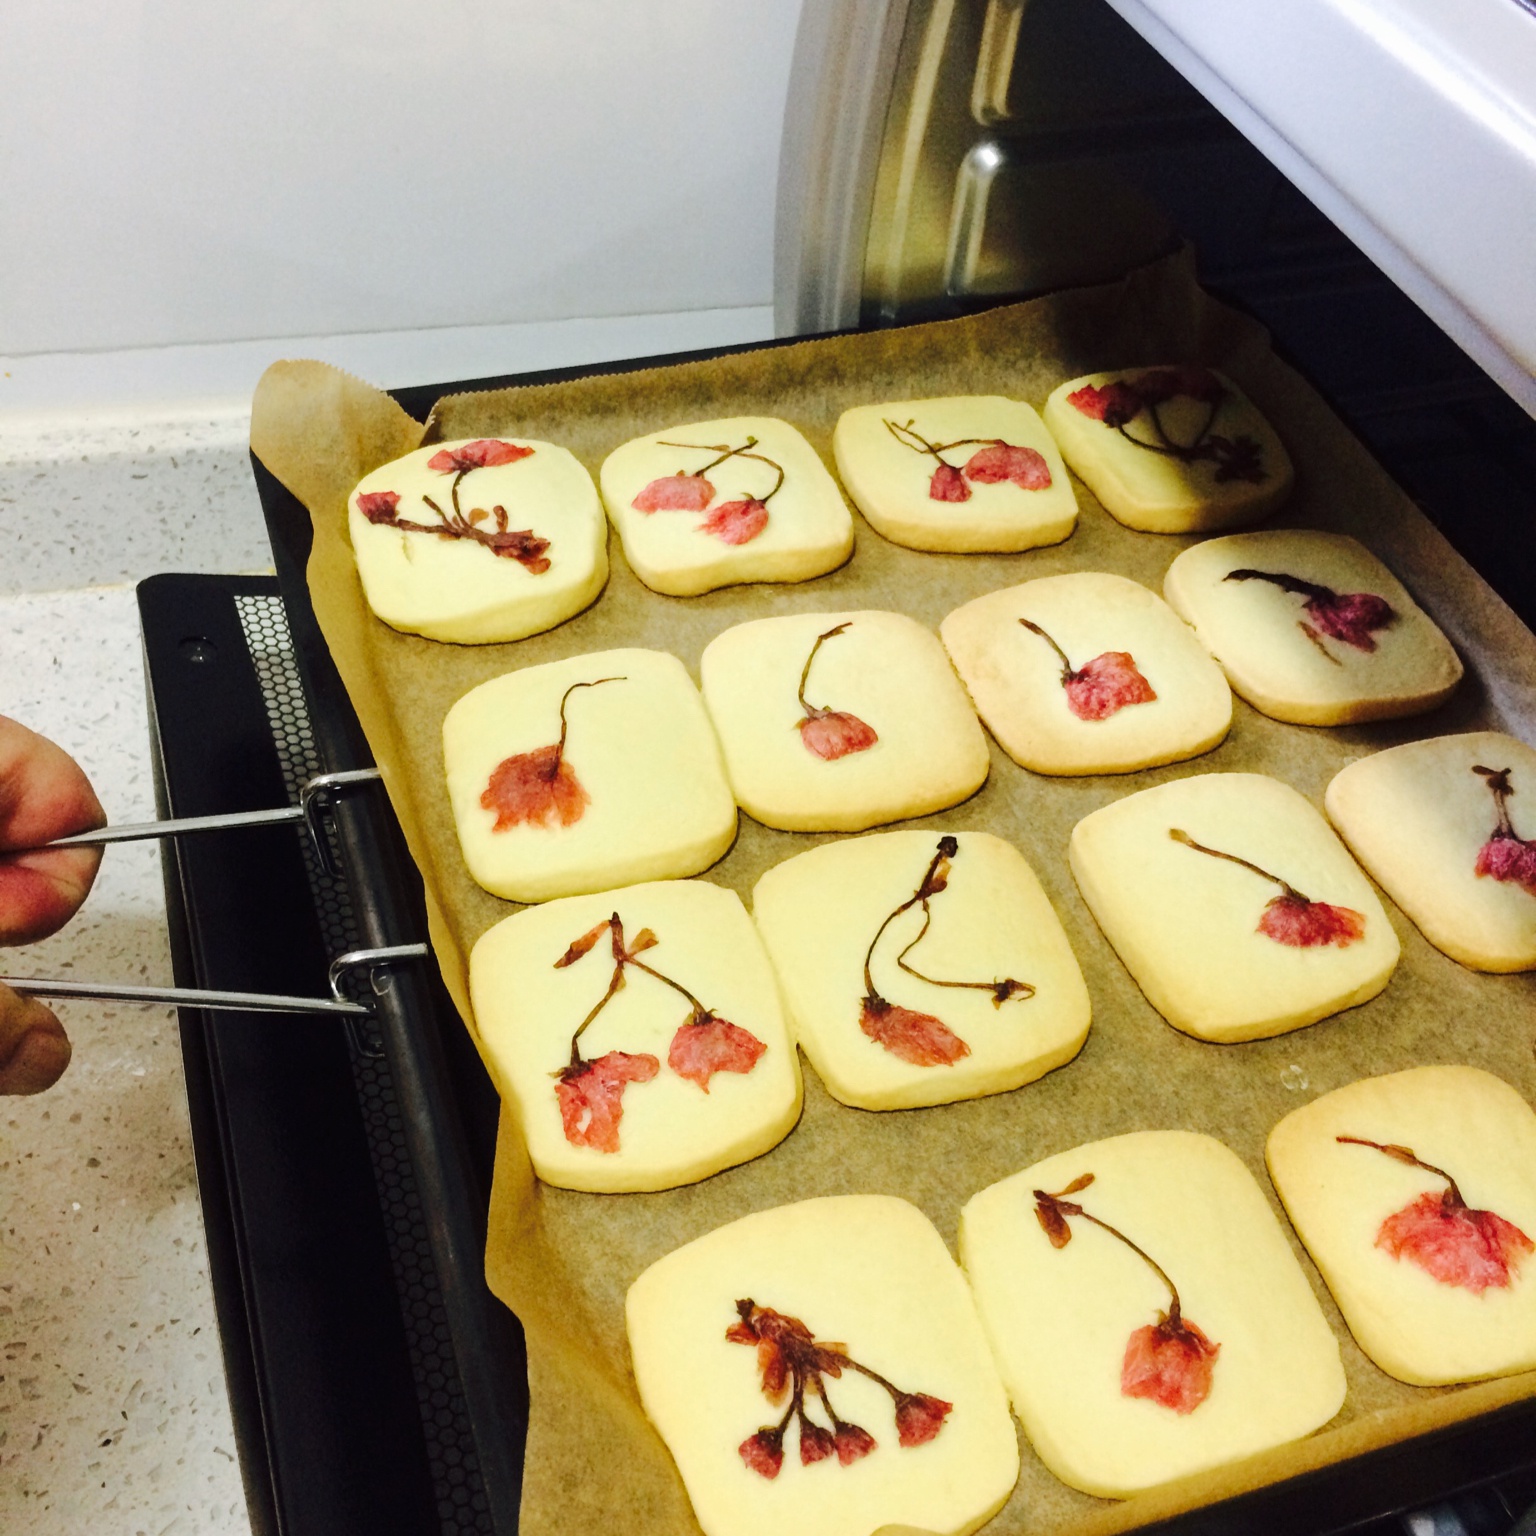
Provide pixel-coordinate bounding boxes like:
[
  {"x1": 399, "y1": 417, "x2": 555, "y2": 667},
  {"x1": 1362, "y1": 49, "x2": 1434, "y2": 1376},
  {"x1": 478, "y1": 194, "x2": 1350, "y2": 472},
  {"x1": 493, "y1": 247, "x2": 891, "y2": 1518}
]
[
  {"x1": 1474, "y1": 765, "x2": 1519, "y2": 839},
  {"x1": 1037, "y1": 1183, "x2": 1185, "y2": 1322},
  {"x1": 863, "y1": 837, "x2": 1032, "y2": 1005},
  {"x1": 625, "y1": 953, "x2": 710, "y2": 1024},
  {"x1": 565, "y1": 915, "x2": 626, "y2": 1070},
  {"x1": 1223, "y1": 568, "x2": 1336, "y2": 603},
  {"x1": 1168, "y1": 827, "x2": 1310, "y2": 903},
  {"x1": 861, "y1": 838, "x2": 953, "y2": 998},
  {"x1": 1018, "y1": 617, "x2": 1077, "y2": 682},
  {"x1": 836, "y1": 1355, "x2": 906, "y2": 1401},
  {"x1": 896, "y1": 901, "x2": 1034, "y2": 1005},
  {"x1": 552, "y1": 676, "x2": 623, "y2": 775},
  {"x1": 656, "y1": 437, "x2": 786, "y2": 502},
  {"x1": 1297, "y1": 622, "x2": 1344, "y2": 666},
  {"x1": 450, "y1": 467, "x2": 471, "y2": 521},
  {"x1": 1336, "y1": 1136, "x2": 1466, "y2": 1208},
  {"x1": 798, "y1": 622, "x2": 852, "y2": 715},
  {"x1": 882, "y1": 418, "x2": 991, "y2": 467}
]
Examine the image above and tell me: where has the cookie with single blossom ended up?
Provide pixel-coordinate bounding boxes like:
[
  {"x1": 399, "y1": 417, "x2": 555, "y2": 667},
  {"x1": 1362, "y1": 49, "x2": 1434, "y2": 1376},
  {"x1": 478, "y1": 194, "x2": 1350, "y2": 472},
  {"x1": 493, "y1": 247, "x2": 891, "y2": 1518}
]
[
  {"x1": 1163, "y1": 530, "x2": 1462, "y2": 725},
  {"x1": 941, "y1": 572, "x2": 1231, "y2": 775},
  {"x1": 960, "y1": 1131, "x2": 1344, "y2": 1498},
  {"x1": 1326, "y1": 731, "x2": 1536, "y2": 972},
  {"x1": 751, "y1": 831, "x2": 1090, "y2": 1110},
  {"x1": 442, "y1": 648, "x2": 736, "y2": 902},
  {"x1": 1267, "y1": 1066, "x2": 1536, "y2": 1385},
  {"x1": 1069, "y1": 772, "x2": 1399, "y2": 1041},
  {"x1": 699, "y1": 611, "x2": 989, "y2": 833}
]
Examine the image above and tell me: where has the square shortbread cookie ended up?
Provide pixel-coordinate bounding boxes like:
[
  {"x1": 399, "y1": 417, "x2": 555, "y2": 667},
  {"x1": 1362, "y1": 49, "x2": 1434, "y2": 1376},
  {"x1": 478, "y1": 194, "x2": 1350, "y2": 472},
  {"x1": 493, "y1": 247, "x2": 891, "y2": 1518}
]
[
  {"x1": 751, "y1": 831, "x2": 1090, "y2": 1110},
  {"x1": 940, "y1": 572, "x2": 1232, "y2": 776},
  {"x1": 469, "y1": 880, "x2": 801, "y2": 1192},
  {"x1": 1040, "y1": 367, "x2": 1293, "y2": 534},
  {"x1": 1326, "y1": 732, "x2": 1536, "y2": 972},
  {"x1": 598, "y1": 416, "x2": 854, "y2": 596},
  {"x1": 626, "y1": 1195, "x2": 1019, "y2": 1536},
  {"x1": 1267, "y1": 1066, "x2": 1536, "y2": 1385},
  {"x1": 831, "y1": 395, "x2": 1077, "y2": 552},
  {"x1": 699, "y1": 610, "x2": 990, "y2": 832},
  {"x1": 349, "y1": 437, "x2": 608, "y2": 642},
  {"x1": 1069, "y1": 773, "x2": 1399, "y2": 1042},
  {"x1": 1163, "y1": 530, "x2": 1462, "y2": 725},
  {"x1": 442, "y1": 648, "x2": 737, "y2": 902},
  {"x1": 959, "y1": 1131, "x2": 1345, "y2": 1499}
]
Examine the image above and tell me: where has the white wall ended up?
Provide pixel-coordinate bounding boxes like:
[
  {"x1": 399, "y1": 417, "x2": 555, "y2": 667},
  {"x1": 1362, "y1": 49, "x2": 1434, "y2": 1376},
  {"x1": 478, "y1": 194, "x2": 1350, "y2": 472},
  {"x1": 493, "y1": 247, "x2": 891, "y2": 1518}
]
[{"x1": 1, "y1": 0, "x2": 803, "y2": 408}]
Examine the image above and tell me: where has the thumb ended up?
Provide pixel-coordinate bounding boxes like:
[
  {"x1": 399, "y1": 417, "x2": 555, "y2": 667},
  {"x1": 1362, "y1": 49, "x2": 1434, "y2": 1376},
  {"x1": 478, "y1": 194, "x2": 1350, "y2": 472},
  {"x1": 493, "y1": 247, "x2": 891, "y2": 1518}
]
[{"x1": 0, "y1": 983, "x2": 72, "y2": 1094}]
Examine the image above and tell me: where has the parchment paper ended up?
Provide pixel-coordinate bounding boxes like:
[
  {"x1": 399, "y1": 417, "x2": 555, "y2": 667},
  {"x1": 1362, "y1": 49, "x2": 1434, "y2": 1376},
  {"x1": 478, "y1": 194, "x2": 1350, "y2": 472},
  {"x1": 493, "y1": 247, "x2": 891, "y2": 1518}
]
[{"x1": 250, "y1": 251, "x2": 1536, "y2": 1536}]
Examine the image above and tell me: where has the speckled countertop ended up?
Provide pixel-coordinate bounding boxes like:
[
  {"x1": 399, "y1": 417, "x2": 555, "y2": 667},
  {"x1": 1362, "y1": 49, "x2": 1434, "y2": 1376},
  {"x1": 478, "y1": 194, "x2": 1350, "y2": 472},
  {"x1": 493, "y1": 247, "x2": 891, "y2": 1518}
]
[{"x1": 1, "y1": 409, "x2": 269, "y2": 1534}]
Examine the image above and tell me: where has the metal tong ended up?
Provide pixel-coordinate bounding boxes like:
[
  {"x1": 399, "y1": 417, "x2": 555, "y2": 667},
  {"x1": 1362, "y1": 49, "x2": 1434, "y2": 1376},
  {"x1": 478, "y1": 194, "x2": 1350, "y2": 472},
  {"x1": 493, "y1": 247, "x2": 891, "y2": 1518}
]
[{"x1": 2, "y1": 767, "x2": 427, "y2": 1018}]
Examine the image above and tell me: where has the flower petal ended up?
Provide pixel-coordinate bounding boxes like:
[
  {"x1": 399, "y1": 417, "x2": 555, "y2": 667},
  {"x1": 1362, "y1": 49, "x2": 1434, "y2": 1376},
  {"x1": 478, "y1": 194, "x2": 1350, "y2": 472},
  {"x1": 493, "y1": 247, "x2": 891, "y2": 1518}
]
[
  {"x1": 698, "y1": 497, "x2": 769, "y2": 545},
  {"x1": 962, "y1": 442, "x2": 1052, "y2": 490},
  {"x1": 633, "y1": 473, "x2": 715, "y2": 512},
  {"x1": 554, "y1": 1051, "x2": 659, "y2": 1152},
  {"x1": 480, "y1": 745, "x2": 590, "y2": 831},
  {"x1": 1377, "y1": 1191, "x2": 1534, "y2": 1294},
  {"x1": 859, "y1": 997, "x2": 969, "y2": 1066},
  {"x1": 1062, "y1": 651, "x2": 1157, "y2": 721},
  {"x1": 798, "y1": 709, "x2": 878, "y2": 761},
  {"x1": 928, "y1": 463, "x2": 970, "y2": 502},
  {"x1": 1258, "y1": 894, "x2": 1366, "y2": 948},
  {"x1": 668, "y1": 1015, "x2": 767, "y2": 1090},
  {"x1": 1121, "y1": 1316, "x2": 1219, "y2": 1413}
]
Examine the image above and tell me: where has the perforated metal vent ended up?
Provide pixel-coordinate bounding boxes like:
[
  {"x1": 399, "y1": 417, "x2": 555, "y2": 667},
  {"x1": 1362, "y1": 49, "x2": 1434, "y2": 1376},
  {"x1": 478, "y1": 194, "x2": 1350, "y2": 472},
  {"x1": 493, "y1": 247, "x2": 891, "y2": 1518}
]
[{"x1": 233, "y1": 592, "x2": 494, "y2": 1536}]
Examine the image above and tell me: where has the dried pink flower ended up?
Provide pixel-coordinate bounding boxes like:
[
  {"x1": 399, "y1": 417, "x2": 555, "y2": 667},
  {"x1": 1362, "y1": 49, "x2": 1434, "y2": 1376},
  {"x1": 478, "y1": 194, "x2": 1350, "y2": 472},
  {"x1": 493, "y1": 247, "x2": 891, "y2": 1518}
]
[
  {"x1": 858, "y1": 997, "x2": 970, "y2": 1066},
  {"x1": 1121, "y1": 1314, "x2": 1220, "y2": 1414},
  {"x1": 1258, "y1": 893, "x2": 1367, "y2": 948},
  {"x1": 427, "y1": 439, "x2": 532, "y2": 473},
  {"x1": 554, "y1": 1050, "x2": 660, "y2": 1152},
  {"x1": 667, "y1": 1015, "x2": 767, "y2": 1091},
  {"x1": 928, "y1": 462, "x2": 970, "y2": 502},
  {"x1": 632, "y1": 473, "x2": 715, "y2": 513},
  {"x1": 798, "y1": 708, "x2": 879, "y2": 761},
  {"x1": 1340, "y1": 1136, "x2": 1533, "y2": 1295},
  {"x1": 698, "y1": 497, "x2": 769, "y2": 545},
  {"x1": 962, "y1": 441, "x2": 1052, "y2": 490}
]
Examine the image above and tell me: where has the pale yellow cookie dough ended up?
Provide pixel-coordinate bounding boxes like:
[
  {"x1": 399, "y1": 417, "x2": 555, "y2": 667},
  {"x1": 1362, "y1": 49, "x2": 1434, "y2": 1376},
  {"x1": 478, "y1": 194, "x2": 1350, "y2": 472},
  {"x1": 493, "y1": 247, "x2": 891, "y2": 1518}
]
[
  {"x1": 1326, "y1": 732, "x2": 1536, "y2": 972},
  {"x1": 1069, "y1": 773, "x2": 1399, "y2": 1042},
  {"x1": 700, "y1": 610, "x2": 990, "y2": 833},
  {"x1": 831, "y1": 395, "x2": 1077, "y2": 552},
  {"x1": 626, "y1": 1195, "x2": 1019, "y2": 1536},
  {"x1": 959, "y1": 1130, "x2": 1345, "y2": 1499},
  {"x1": 1163, "y1": 530, "x2": 1462, "y2": 725},
  {"x1": 470, "y1": 880, "x2": 801, "y2": 1193},
  {"x1": 1267, "y1": 1066, "x2": 1536, "y2": 1385},
  {"x1": 598, "y1": 415, "x2": 853, "y2": 596},
  {"x1": 751, "y1": 831, "x2": 1090, "y2": 1110},
  {"x1": 442, "y1": 648, "x2": 736, "y2": 902},
  {"x1": 348, "y1": 437, "x2": 607, "y2": 643},
  {"x1": 1041, "y1": 368, "x2": 1292, "y2": 534},
  {"x1": 940, "y1": 572, "x2": 1231, "y2": 776}
]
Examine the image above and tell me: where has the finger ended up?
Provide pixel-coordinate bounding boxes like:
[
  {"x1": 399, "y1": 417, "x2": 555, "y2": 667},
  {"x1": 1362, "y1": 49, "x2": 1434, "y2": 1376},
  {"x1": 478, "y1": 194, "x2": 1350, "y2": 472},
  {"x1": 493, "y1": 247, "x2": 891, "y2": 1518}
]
[
  {"x1": 0, "y1": 983, "x2": 72, "y2": 1095},
  {"x1": 0, "y1": 715, "x2": 106, "y2": 945}
]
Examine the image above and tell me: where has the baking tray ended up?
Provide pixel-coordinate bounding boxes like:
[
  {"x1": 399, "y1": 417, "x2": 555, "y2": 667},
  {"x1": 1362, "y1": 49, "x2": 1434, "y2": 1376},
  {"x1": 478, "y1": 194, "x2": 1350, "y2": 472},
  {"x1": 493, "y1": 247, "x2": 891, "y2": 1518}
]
[{"x1": 248, "y1": 302, "x2": 1536, "y2": 1534}]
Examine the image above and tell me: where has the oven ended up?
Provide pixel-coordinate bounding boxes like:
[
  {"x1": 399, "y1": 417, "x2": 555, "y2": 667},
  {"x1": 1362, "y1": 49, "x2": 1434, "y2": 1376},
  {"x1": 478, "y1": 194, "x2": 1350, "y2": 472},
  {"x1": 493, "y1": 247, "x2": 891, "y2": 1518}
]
[{"x1": 146, "y1": 1, "x2": 1536, "y2": 1532}]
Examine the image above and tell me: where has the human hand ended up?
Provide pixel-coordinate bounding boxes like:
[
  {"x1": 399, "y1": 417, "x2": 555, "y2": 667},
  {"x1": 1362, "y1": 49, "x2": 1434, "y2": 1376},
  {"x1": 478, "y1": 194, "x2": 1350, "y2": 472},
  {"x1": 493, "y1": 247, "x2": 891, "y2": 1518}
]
[{"x1": 1, "y1": 715, "x2": 106, "y2": 1094}]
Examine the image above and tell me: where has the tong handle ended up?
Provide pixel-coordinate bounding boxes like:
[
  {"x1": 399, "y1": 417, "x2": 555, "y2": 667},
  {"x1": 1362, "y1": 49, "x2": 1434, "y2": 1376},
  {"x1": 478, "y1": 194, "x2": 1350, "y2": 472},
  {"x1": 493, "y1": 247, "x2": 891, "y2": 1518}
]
[
  {"x1": 1, "y1": 942, "x2": 430, "y2": 1020},
  {"x1": 19, "y1": 767, "x2": 382, "y2": 877}
]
